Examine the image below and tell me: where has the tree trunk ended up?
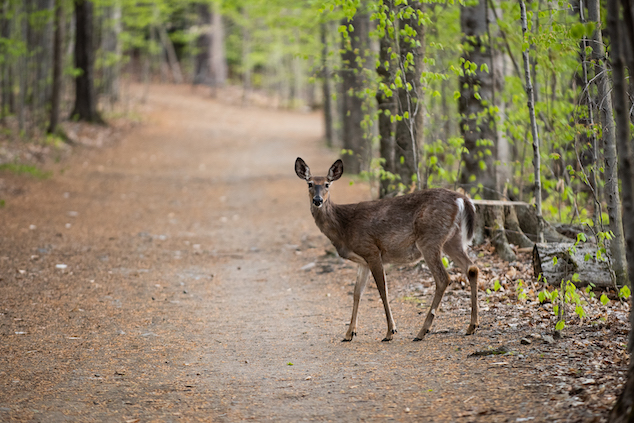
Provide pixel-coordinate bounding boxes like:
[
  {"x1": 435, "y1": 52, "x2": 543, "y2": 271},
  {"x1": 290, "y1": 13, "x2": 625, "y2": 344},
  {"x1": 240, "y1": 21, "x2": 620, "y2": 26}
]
[
  {"x1": 519, "y1": 0, "x2": 544, "y2": 242},
  {"x1": 587, "y1": 0, "x2": 629, "y2": 287},
  {"x1": 459, "y1": 0, "x2": 515, "y2": 259},
  {"x1": 193, "y1": 3, "x2": 210, "y2": 85},
  {"x1": 394, "y1": 0, "x2": 424, "y2": 189},
  {"x1": 48, "y1": 0, "x2": 64, "y2": 134},
  {"x1": 110, "y1": 3, "x2": 122, "y2": 102},
  {"x1": 71, "y1": 0, "x2": 103, "y2": 123},
  {"x1": 458, "y1": 0, "x2": 498, "y2": 198},
  {"x1": 210, "y1": 2, "x2": 227, "y2": 91},
  {"x1": 158, "y1": 24, "x2": 183, "y2": 84},
  {"x1": 340, "y1": 10, "x2": 371, "y2": 174},
  {"x1": 17, "y1": 4, "x2": 26, "y2": 133},
  {"x1": 607, "y1": 0, "x2": 634, "y2": 416},
  {"x1": 321, "y1": 22, "x2": 333, "y2": 147},
  {"x1": 241, "y1": 9, "x2": 251, "y2": 106},
  {"x1": 377, "y1": 0, "x2": 396, "y2": 197}
]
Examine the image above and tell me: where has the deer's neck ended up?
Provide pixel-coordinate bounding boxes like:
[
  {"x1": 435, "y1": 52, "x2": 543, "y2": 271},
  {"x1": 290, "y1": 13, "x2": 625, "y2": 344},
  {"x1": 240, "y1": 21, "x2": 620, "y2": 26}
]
[{"x1": 311, "y1": 200, "x2": 344, "y2": 246}]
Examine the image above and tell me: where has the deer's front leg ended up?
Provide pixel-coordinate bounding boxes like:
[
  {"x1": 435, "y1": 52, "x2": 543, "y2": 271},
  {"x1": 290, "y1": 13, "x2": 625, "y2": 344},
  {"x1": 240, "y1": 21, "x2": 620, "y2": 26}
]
[
  {"x1": 368, "y1": 258, "x2": 397, "y2": 342},
  {"x1": 343, "y1": 265, "x2": 370, "y2": 342}
]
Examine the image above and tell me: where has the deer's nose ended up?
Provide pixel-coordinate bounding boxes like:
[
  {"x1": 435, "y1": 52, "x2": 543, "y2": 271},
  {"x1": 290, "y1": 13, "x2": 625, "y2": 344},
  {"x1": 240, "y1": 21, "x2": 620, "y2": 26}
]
[{"x1": 312, "y1": 197, "x2": 323, "y2": 207}]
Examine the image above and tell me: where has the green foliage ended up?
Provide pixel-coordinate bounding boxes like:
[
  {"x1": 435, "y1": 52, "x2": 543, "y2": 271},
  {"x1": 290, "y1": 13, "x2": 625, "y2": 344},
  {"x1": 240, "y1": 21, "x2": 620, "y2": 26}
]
[
  {"x1": 619, "y1": 285, "x2": 631, "y2": 300},
  {"x1": 0, "y1": 163, "x2": 51, "y2": 179},
  {"x1": 442, "y1": 256, "x2": 449, "y2": 268},
  {"x1": 493, "y1": 279, "x2": 501, "y2": 292}
]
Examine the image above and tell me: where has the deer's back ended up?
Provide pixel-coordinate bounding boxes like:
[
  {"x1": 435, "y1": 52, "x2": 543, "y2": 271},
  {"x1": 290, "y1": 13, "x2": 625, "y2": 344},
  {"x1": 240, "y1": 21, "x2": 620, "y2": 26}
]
[{"x1": 333, "y1": 189, "x2": 464, "y2": 264}]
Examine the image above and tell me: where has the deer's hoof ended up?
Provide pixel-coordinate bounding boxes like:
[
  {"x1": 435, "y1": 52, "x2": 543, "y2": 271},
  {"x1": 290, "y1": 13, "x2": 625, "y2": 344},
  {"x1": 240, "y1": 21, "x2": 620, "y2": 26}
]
[
  {"x1": 342, "y1": 331, "x2": 356, "y2": 342},
  {"x1": 381, "y1": 337, "x2": 392, "y2": 342},
  {"x1": 413, "y1": 337, "x2": 423, "y2": 342},
  {"x1": 466, "y1": 324, "x2": 478, "y2": 335}
]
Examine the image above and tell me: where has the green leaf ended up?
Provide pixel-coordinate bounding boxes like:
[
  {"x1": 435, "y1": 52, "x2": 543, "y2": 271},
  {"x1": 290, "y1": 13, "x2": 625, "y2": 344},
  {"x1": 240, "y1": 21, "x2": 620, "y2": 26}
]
[
  {"x1": 575, "y1": 305, "x2": 585, "y2": 318},
  {"x1": 555, "y1": 320, "x2": 565, "y2": 331},
  {"x1": 600, "y1": 293, "x2": 609, "y2": 306},
  {"x1": 287, "y1": 362, "x2": 294, "y2": 366},
  {"x1": 493, "y1": 280, "x2": 501, "y2": 292},
  {"x1": 570, "y1": 22, "x2": 586, "y2": 39},
  {"x1": 442, "y1": 257, "x2": 449, "y2": 268},
  {"x1": 619, "y1": 285, "x2": 631, "y2": 299}
]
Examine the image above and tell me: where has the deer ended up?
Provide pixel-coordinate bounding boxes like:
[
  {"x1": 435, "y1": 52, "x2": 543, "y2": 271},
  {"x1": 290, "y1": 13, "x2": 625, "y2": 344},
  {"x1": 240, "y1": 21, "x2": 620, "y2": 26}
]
[{"x1": 295, "y1": 157, "x2": 480, "y2": 342}]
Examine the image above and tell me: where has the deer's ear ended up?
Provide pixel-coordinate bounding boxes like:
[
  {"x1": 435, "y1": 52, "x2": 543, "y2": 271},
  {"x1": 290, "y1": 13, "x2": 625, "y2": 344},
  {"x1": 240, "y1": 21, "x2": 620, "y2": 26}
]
[
  {"x1": 295, "y1": 157, "x2": 311, "y2": 180},
  {"x1": 328, "y1": 159, "x2": 344, "y2": 182}
]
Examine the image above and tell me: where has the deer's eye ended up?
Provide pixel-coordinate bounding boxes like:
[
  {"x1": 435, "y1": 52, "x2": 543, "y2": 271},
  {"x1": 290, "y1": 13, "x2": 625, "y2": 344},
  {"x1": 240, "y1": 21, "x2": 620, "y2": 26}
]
[
  {"x1": 308, "y1": 182, "x2": 313, "y2": 188},
  {"x1": 325, "y1": 183, "x2": 330, "y2": 188}
]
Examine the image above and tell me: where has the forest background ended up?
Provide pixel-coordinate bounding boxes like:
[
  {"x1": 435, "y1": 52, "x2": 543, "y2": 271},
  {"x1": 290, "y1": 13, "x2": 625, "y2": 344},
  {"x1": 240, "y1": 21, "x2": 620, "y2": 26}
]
[{"x1": 0, "y1": 0, "x2": 634, "y2": 420}]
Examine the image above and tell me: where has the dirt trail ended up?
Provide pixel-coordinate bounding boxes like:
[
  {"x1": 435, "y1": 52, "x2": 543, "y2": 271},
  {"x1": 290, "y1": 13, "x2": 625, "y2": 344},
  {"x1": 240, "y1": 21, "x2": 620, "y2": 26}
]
[{"x1": 0, "y1": 85, "x2": 615, "y2": 422}]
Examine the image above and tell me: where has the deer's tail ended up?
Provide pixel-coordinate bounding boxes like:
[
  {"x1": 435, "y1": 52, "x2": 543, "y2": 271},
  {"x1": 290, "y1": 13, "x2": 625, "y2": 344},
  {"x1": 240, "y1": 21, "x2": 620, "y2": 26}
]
[{"x1": 456, "y1": 196, "x2": 476, "y2": 251}]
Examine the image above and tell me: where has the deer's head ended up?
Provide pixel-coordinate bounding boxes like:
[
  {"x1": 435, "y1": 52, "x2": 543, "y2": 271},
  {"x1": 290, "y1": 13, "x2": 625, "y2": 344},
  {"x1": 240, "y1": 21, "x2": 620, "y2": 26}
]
[{"x1": 295, "y1": 158, "x2": 343, "y2": 208}]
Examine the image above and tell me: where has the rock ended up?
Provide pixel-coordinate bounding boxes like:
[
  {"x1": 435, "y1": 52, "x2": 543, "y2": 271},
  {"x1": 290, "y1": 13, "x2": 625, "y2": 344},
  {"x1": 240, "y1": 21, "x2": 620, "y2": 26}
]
[
  {"x1": 300, "y1": 262, "x2": 315, "y2": 271},
  {"x1": 542, "y1": 334, "x2": 555, "y2": 344},
  {"x1": 520, "y1": 338, "x2": 531, "y2": 345},
  {"x1": 469, "y1": 345, "x2": 509, "y2": 356}
]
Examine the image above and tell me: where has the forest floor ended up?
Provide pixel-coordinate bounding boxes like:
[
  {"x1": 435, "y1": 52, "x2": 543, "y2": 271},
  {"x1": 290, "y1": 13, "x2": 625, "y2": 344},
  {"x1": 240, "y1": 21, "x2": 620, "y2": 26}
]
[{"x1": 0, "y1": 84, "x2": 630, "y2": 422}]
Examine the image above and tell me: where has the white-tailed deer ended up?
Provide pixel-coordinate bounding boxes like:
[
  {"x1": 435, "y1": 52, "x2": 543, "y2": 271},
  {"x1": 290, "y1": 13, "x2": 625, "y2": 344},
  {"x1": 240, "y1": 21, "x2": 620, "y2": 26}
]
[{"x1": 295, "y1": 157, "x2": 479, "y2": 342}]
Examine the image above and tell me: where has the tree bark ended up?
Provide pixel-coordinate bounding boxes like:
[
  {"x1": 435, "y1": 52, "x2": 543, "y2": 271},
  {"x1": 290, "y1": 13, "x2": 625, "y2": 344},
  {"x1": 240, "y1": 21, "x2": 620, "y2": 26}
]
[
  {"x1": 157, "y1": 24, "x2": 183, "y2": 84},
  {"x1": 241, "y1": 9, "x2": 251, "y2": 106},
  {"x1": 607, "y1": 0, "x2": 634, "y2": 416},
  {"x1": 394, "y1": 0, "x2": 424, "y2": 189},
  {"x1": 321, "y1": 22, "x2": 333, "y2": 147},
  {"x1": 48, "y1": 0, "x2": 64, "y2": 134},
  {"x1": 341, "y1": 9, "x2": 371, "y2": 174},
  {"x1": 193, "y1": 3, "x2": 211, "y2": 85},
  {"x1": 71, "y1": 0, "x2": 103, "y2": 124},
  {"x1": 519, "y1": 0, "x2": 543, "y2": 242},
  {"x1": 210, "y1": 2, "x2": 227, "y2": 90},
  {"x1": 377, "y1": 0, "x2": 396, "y2": 197},
  {"x1": 458, "y1": 0, "x2": 498, "y2": 199},
  {"x1": 459, "y1": 0, "x2": 515, "y2": 259},
  {"x1": 533, "y1": 242, "x2": 614, "y2": 287},
  {"x1": 587, "y1": 0, "x2": 629, "y2": 287}
]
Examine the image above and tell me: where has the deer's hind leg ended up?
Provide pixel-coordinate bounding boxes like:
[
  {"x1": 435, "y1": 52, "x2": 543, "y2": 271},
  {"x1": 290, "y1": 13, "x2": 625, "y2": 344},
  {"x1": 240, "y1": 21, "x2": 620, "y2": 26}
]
[
  {"x1": 443, "y1": 233, "x2": 480, "y2": 335},
  {"x1": 414, "y1": 244, "x2": 450, "y2": 341},
  {"x1": 343, "y1": 265, "x2": 370, "y2": 342}
]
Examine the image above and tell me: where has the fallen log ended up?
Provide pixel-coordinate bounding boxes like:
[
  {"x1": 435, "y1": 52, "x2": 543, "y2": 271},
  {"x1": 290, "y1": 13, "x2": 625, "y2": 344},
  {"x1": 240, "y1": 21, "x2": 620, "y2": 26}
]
[{"x1": 532, "y1": 242, "x2": 614, "y2": 287}]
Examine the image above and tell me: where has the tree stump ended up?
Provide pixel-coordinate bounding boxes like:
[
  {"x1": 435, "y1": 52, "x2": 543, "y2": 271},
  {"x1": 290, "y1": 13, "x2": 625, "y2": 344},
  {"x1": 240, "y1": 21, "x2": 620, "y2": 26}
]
[
  {"x1": 532, "y1": 242, "x2": 614, "y2": 287},
  {"x1": 472, "y1": 200, "x2": 531, "y2": 262},
  {"x1": 515, "y1": 205, "x2": 571, "y2": 243}
]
